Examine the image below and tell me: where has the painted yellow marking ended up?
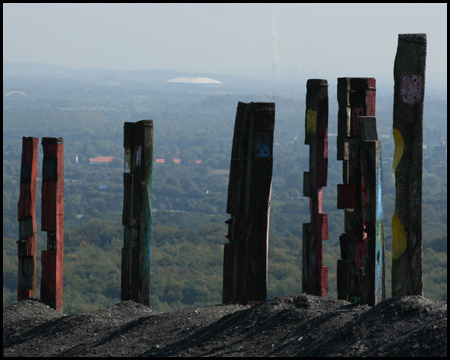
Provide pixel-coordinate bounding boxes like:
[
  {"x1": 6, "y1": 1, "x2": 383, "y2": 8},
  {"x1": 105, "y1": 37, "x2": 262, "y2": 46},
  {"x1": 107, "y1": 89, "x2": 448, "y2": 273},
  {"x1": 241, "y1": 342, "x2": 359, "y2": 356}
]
[
  {"x1": 392, "y1": 129, "x2": 404, "y2": 172},
  {"x1": 392, "y1": 211, "x2": 407, "y2": 259},
  {"x1": 306, "y1": 110, "x2": 317, "y2": 136}
]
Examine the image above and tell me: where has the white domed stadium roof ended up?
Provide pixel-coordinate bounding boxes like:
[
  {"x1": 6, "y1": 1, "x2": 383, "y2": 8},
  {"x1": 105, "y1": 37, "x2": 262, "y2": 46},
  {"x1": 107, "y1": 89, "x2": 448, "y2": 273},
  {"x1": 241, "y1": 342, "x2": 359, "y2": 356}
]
[{"x1": 167, "y1": 76, "x2": 222, "y2": 84}]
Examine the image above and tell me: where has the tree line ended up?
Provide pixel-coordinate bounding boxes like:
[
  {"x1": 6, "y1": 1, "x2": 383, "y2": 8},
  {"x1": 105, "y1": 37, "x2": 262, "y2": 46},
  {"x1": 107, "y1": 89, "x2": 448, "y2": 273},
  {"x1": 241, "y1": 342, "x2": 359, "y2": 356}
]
[{"x1": 3, "y1": 75, "x2": 447, "y2": 313}]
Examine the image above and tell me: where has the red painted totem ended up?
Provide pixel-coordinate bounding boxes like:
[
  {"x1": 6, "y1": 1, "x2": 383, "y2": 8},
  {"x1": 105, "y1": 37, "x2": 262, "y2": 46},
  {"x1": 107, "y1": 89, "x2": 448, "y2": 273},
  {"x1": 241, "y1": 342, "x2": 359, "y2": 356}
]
[
  {"x1": 40, "y1": 137, "x2": 64, "y2": 313},
  {"x1": 302, "y1": 79, "x2": 329, "y2": 297},
  {"x1": 17, "y1": 137, "x2": 39, "y2": 301},
  {"x1": 336, "y1": 78, "x2": 376, "y2": 304}
]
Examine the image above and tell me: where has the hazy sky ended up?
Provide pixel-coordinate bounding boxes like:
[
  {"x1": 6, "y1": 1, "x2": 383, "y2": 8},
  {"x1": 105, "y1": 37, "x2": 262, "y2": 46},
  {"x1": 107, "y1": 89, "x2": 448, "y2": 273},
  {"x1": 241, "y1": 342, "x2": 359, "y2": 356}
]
[{"x1": 3, "y1": 3, "x2": 447, "y2": 85}]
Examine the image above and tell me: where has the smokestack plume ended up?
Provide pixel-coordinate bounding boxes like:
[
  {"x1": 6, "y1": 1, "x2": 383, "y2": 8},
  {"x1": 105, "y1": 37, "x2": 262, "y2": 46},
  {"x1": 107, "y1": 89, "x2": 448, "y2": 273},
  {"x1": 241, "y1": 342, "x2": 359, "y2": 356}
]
[{"x1": 271, "y1": 18, "x2": 280, "y2": 80}]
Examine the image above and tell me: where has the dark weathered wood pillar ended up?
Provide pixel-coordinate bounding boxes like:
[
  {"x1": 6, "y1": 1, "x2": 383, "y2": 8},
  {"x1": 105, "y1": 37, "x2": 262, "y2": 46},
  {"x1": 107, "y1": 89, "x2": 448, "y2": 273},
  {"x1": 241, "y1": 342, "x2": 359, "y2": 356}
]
[
  {"x1": 336, "y1": 78, "x2": 376, "y2": 304},
  {"x1": 359, "y1": 117, "x2": 386, "y2": 306},
  {"x1": 302, "y1": 79, "x2": 329, "y2": 297},
  {"x1": 122, "y1": 120, "x2": 153, "y2": 307},
  {"x1": 223, "y1": 102, "x2": 275, "y2": 306},
  {"x1": 41, "y1": 137, "x2": 64, "y2": 313},
  {"x1": 392, "y1": 33, "x2": 426, "y2": 297},
  {"x1": 17, "y1": 137, "x2": 39, "y2": 301}
]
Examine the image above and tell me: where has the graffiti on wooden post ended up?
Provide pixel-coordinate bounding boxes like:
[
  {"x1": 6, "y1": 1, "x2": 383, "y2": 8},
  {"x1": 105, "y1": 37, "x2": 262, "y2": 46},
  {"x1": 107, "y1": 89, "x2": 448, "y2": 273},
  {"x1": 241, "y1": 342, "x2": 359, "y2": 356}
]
[
  {"x1": 392, "y1": 33, "x2": 426, "y2": 297},
  {"x1": 302, "y1": 79, "x2": 329, "y2": 297},
  {"x1": 122, "y1": 120, "x2": 153, "y2": 307},
  {"x1": 359, "y1": 116, "x2": 386, "y2": 306},
  {"x1": 223, "y1": 102, "x2": 275, "y2": 306},
  {"x1": 336, "y1": 78, "x2": 376, "y2": 304}
]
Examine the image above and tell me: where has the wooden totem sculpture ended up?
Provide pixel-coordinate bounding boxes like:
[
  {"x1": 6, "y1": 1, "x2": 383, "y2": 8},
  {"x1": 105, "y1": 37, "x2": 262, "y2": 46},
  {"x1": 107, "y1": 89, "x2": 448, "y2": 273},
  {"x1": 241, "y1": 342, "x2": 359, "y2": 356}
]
[
  {"x1": 17, "y1": 137, "x2": 39, "y2": 301},
  {"x1": 40, "y1": 137, "x2": 64, "y2": 313},
  {"x1": 122, "y1": 120, "x2": 153, "y2": 306},
  {"x1": 359, "y1": 117, "x2": 386, "y2": 306},
  {"x1": 392, "y1": 34, "x2": 426, "y2": 297},
  {"x1": 336, "y1": 78, "x2": 377, "y2": 304},
  {"x1": 302, "y1": 79, "x2": 329, "y2": 297},
  {"x1": 223, "y1": 102, "x2": 275, "y2": 306}
]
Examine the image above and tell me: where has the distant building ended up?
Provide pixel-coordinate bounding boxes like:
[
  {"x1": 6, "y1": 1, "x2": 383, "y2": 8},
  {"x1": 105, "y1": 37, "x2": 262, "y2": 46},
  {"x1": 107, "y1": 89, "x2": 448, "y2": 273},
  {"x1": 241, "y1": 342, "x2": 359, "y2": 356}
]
[
  {"x1": 68, "y1": 154, "x2": 79, "y2": 164},
  {"x1": 167, "y1": 76, "x2": 222, "y2": 85},
  {"x1": 5, "y1": 90, "x2": 28, "y2": 97},
  {"x1": 89, "y1": 156, "x2": 115, "y2": 165},
  {"x1": 103, "y1": 76, "x2": 120, "y2": 86},
  {"x1": 154, "y1": 158, "x2": 202, "y2": 165},
  {"x1": 154, "y1": 158, "x2": 180, "y2": 164}
]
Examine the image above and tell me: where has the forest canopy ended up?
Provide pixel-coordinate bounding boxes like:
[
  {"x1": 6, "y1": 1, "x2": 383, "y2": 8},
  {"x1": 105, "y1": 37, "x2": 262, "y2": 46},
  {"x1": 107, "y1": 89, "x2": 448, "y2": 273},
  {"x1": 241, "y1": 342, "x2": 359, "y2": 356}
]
[{"x1": 3, "y1": 68, "x2": 447, "y2": 314}]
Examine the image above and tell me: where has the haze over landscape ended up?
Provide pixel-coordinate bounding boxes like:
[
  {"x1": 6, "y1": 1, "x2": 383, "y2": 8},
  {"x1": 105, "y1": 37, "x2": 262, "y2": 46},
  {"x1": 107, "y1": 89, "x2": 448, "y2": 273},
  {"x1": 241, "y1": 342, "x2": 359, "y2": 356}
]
[
  {"x1": 3, "y1": 3, "x2": 447, "y2": 86},
  {"x1": 2, "y1": 2, "x2": 447, "y2": 317}
]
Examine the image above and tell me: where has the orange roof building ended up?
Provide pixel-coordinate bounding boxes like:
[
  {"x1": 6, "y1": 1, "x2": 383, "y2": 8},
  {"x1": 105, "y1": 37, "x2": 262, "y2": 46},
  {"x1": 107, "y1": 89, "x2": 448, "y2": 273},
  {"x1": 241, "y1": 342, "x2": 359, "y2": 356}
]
[{"x1": 89, "y1": 156, "x2": 115, "y2": 164}]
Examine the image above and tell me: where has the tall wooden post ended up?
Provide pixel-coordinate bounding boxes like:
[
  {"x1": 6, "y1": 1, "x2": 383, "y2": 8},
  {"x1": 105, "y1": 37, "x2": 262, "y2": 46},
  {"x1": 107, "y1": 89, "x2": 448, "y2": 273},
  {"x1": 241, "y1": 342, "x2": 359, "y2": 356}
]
[
  {"x1": 359, "y1": 117, "x2": 386, "y2": 306},
  {"x1": 336, "y1": 78, "x2": 376, "y2": 304},
  {"x1": 41, "y1": 137, "x2": 64, "y2": 313},
  {"x1": 392, "y1": 34, "x2": 426, "y2": 297},
  {"x1": 122, "y1": 120, "x2": 153, "y2": 307},
  {"x1": 302, "y1": 79, "x2": 329, "y2": 297},
  {"x1": 17, "y1": 137, "x2": 39, "y2": 301},
  {"x1": 223, "y1": 102, "x2": 275, "y2": 306}
]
